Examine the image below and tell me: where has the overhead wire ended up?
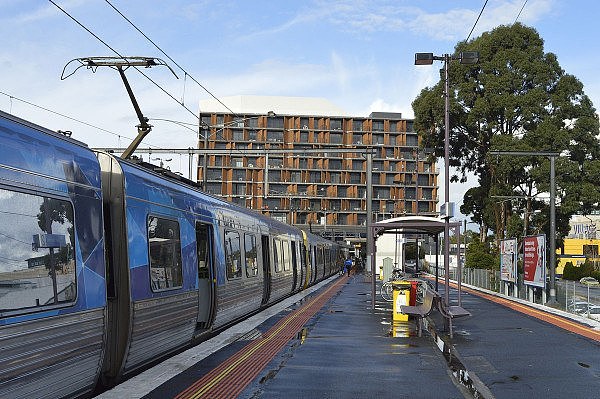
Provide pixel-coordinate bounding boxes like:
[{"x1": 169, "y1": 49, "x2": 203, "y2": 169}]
[
  {"x1": 47, "y1": 1, "x2": 264, "y2": 160},
  {"x1": 48, "y1": 0, "x2": 199, "y2": 122},
  {"x1": 515, "y1": 0, "x2": 528, "y2": 23},
  {"x1": 0, "y1": 90, "x2": 166, "y2": 147},
  {"x1": 465, "y1": 0, "x2": 488, "y2": 42},
  {"x1": 104, "y1": 0, "x2": 237, "y2": 117}
]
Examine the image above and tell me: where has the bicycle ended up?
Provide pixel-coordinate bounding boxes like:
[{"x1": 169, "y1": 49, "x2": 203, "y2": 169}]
[{"x1": 381, "y1": 280, "x2": 394, "y2": 301}]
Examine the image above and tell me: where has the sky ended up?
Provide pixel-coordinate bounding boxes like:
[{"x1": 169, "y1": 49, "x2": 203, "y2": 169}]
[{"x1": 1, "y1": 0, "x2": 599, "y2": 222}]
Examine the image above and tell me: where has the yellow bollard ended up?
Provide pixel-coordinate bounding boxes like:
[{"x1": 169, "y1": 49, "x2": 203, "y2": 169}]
[
  {"x1": 379, "y1": 266, "x2": 384, "y2": 280},
  {"x1": 392, "y1": 281, "x2": 411, "y2": 322}
]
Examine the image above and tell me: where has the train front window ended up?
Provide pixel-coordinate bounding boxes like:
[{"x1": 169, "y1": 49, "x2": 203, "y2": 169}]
[
  {"x1": 148, "y1": 216, "x2": 183, "y2": 291},
  {"x1": 0, "y1": 189, "x2": 76, "y2": 313}
]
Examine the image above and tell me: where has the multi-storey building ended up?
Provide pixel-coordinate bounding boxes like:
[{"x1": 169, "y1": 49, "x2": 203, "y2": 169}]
[{"x1": 198, "y1": 108, "x2": 438, "y2": 241}]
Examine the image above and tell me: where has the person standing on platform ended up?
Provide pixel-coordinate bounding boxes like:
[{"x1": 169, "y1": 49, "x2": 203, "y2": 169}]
[{"x1": 344, "y1": 257, "x2": 353, "y2": 277}]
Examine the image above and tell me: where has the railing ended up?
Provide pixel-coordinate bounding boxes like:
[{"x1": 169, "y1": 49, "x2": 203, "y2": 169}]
[{"x1": 435, "y1": 267, "x2": 599, "y2": 320}]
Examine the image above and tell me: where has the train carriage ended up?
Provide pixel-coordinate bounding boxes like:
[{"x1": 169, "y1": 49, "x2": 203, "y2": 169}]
[{"x1": 0, "y1": 111, "x2": 107, "y2": 399}]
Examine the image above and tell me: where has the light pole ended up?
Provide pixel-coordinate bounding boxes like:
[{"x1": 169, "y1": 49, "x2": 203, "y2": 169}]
[{"x1": 415, "y1": 51, "x2": 479, "y2": 304}]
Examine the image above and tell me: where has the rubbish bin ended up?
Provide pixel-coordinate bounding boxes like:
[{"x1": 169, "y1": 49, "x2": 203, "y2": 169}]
[
  {"x1": 409, "y1": 281, "x2": 419, "y2": 306},
  {"x1": 392, "y1": 281, "x2": 412, "y2": 322}
]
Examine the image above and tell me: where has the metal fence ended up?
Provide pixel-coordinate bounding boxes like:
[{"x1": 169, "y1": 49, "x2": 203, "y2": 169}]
[{"x1": 436, "y1": 267, "x2": 599, "y2": 320}]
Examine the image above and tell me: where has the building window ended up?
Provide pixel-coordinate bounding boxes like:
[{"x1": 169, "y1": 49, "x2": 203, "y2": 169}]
[
  {"x1": 330, "y1": 119, "x2": 342, "y2": 130},
  {"x1": 267, "y1": 117, "x2": 284, "y2": 129},
  {"x1": 233, "y1": 130, "x2": 244, "y2": 141},
  {"x1": 418, "y1": 175, "x2": 430, "y2": 186},
  {"x1": 353, "y1": 121, "x2": 363, "y2": 132},
  {"x1": 373, "y1": 134, "x2": 384, "y2": 145},
  {"x1": 331, "y1": 172, "x2": 341, "y2": 184},
  {"x1": 329, "y1": 159, "x2": 342, "y2": 170},
  {"x1": 148, "y1": 216, "x2": 183, "y2": 291},
  {"x1": 224, "y1": 230, "x2": 242, "y2": 279},
  {"x1": 0, "y1": 189, "x2": 76, "y2": 312},
  {"x1": 330, "y1": 133, "x2": 343, "y2": 144},
  {"x1": 406, "y1": 134, "x2": 419, "y2": 147},
  {"x1": 201, "y1": 116, "x2": 211, "y2": 126},
  {"x1": 268, "y1": 131, "x2": 284, "y2": 142},
  {"x1": 372, "y1": 121, "x2": 384, "y2": 132},
  {"x1": 583, "y1": 245, "x2": 599, "y2": 258}
]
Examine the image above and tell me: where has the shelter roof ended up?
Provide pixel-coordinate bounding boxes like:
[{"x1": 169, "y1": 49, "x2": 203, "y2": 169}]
[{"x1": 373, "y1": 215, "x2": 461, "y2": 236}]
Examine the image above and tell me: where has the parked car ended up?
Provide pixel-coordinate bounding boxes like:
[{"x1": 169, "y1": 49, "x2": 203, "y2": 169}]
[
  {"x1": 568, "y1": 300, "x2": 592, "y2": 314},
  {"x1": 579, "y1": 277, "x2": 600, "y2": 286},
  {"x1": 586, "y1": 306, "x2": 600, "y2": 321}
]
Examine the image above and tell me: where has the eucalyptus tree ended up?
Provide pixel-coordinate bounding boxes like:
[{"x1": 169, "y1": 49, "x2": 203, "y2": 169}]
[{"x1": 412, "y1": 23, "x2": 600, "y2": 242}]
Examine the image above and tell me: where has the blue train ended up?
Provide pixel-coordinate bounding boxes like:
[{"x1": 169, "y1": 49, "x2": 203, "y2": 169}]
[{"x1": 0, "y1": 110, "x2": 344, "y2": 398}]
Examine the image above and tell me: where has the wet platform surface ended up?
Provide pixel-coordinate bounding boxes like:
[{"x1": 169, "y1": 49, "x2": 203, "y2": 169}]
[{"x1": 96, "y1": 274, "x2": 600, "y2": 399}]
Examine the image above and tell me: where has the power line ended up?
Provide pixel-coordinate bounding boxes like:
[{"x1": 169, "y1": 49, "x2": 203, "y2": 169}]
[
  {"x1": 515, "y1": 0, "x2": 528, "y2": 23},
  {"x1": 104, "y1": 0, "x2": 237, "y2": 116},
  {"x1": 48, "y1": 0, "x2": 199, "y2": 121},
  {"x1": 0, "y1": 90, "x2": 157, "y2": 145},
  {"x1": 465, "y1": 0, "x2": 488, "y2": 42}
]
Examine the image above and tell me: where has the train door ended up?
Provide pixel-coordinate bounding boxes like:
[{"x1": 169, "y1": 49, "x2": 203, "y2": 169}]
[
  {"x1": 300, "y1": 242, "x2": 308, "y2": 289},
  {"x1": 291, "y1": 240, "x2": 298, "y2": 292},
  {"x1": 196, "y1": 222, "x2": 215, "y2": 330},
  {"x1": 261, "y1": 235, "x2": 271, "y2": 305},
  {"x1": 311, "y1": 246, "x2": 317, "y2": 284}
]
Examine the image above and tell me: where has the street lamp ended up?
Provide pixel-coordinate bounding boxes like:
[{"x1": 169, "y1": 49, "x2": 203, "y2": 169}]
[{"x1": 415, "y1": 51, "x2": 479, "y2": 303}]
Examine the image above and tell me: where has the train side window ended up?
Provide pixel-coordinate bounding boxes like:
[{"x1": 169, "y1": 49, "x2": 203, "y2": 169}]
[
  {"x1": 196, "y1": 222, "x2": 211, "y2": 279},
  {"x1": 244, "y1": 234, "x2": 258, "y2": 278},
  {"x1": 148, "y1": 216, "x2": 183, "y2": 291},
  {"x1": 273, "y1": 238, "x2": 282, "y2": 273},
  {"x1": 282, "y1": 240, "x2": 291, "y2": 271},
  {"x1": 225, "y1": 230, "x2": 242, "y2": 279},
  {"x1": 300, "y1": 243, "x2": 307, "y2": 270},
  {"x1": 0, "y1": 189, "x2": 76, "y2": 313}
]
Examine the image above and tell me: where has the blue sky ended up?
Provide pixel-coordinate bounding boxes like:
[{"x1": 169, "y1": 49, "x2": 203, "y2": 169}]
[{"x1": 1, "y1": 0, "x2": 599, "y2": 218}]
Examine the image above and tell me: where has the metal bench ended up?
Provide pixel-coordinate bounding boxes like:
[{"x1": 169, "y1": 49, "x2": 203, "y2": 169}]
[
  {"x1": 436, "y1": 298, "x2": 471, "y2": 338},
  {"x1": 399, "y1": 288, "x2": 438, "y2": 337}
]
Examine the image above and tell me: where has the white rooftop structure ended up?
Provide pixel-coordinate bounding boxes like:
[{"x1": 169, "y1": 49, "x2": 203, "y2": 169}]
[{"x1": 199, "y1": 95, "x2": 349, "y2": 117}]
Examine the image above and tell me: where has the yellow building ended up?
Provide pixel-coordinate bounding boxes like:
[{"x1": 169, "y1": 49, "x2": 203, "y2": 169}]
[{"x1": 557, "y1": 238, "x2": 600, "y2": 274}]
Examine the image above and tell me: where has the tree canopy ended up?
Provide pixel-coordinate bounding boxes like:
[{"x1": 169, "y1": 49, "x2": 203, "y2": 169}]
[{"x1": 412, "y1": 23, "x2": 600, "y2": 244}]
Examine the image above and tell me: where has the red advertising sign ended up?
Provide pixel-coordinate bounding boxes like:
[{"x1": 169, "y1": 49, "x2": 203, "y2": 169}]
[{"x1": 523, "y1": 235, "x2": 546, "y2": 288}]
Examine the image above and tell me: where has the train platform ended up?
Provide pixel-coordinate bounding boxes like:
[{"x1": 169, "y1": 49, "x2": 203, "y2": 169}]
[{"x1": 95, "y1": 274, "x2": 600, "y2": 399}]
